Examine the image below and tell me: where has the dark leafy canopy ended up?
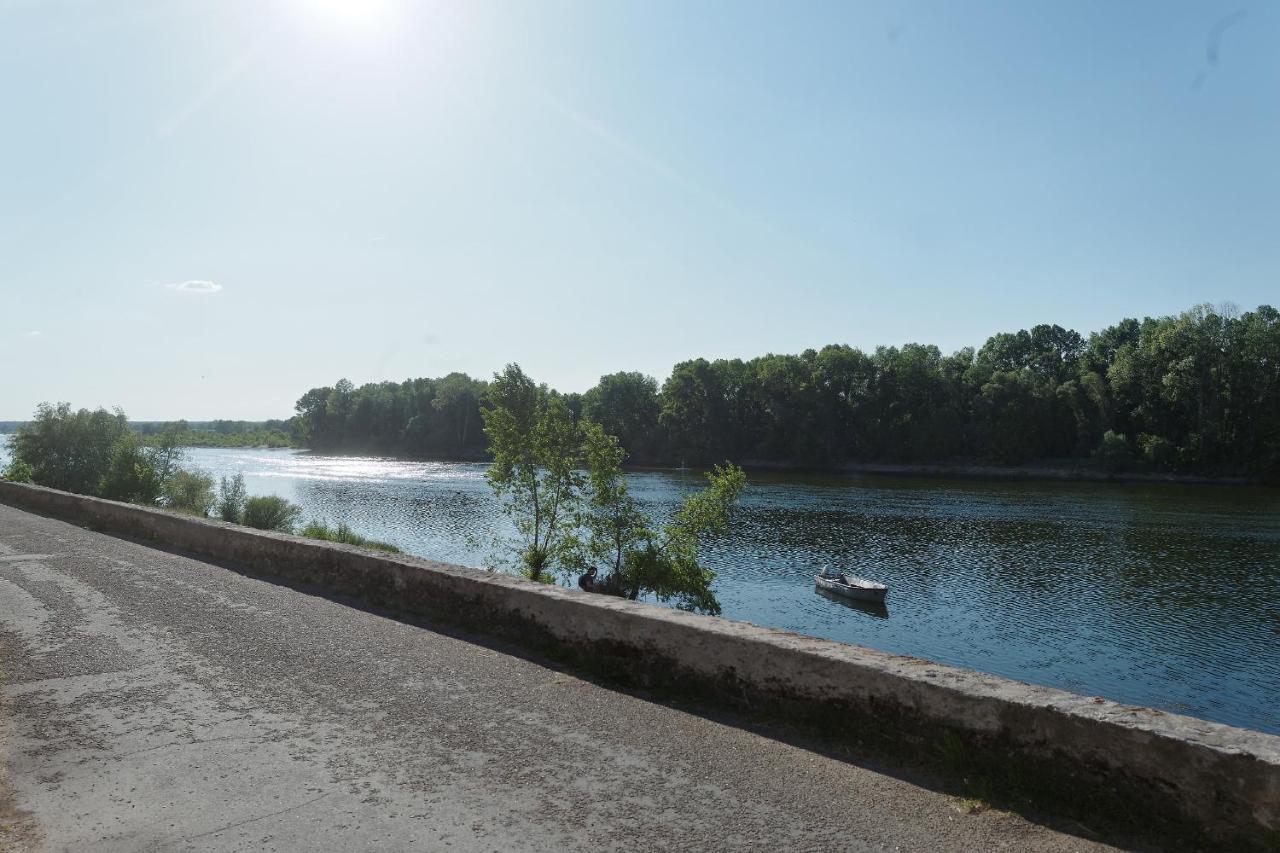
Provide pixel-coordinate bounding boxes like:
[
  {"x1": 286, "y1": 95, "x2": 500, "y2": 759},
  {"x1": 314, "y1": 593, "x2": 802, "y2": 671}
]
[
  {"x1": 581, "y1": 372, "x2": 661, "y2": 462},
  {"x1": 293, "y1": 304, "x2": 1280, "y2": 479},
  {"x1": 294, "y1": 373, "x2": 488, "y2": 456}
]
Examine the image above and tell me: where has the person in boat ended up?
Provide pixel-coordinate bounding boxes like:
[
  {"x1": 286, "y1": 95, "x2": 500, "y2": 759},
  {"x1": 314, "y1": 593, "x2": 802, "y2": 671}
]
[{"x1": 578, "y1": 566, "x2": 598, "y2": 592}]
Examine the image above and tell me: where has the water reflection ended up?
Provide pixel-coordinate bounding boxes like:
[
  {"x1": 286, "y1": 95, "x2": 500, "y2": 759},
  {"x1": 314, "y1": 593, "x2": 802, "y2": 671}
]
[{"x1": 814, "y1": 587, "x2": 890, "y2": 619}]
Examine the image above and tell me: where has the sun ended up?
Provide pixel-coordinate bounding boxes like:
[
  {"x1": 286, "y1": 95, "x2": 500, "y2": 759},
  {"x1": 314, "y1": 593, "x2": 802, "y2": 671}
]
[{"x1": 291, "y1": 0, "x2": 401, "y2": 38}]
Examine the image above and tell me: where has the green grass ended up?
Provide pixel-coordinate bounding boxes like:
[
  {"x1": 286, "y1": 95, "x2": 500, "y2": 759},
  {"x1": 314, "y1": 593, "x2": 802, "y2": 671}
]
[{"x1": 298, "y1": 521, "x2": 401, "y2": 553}]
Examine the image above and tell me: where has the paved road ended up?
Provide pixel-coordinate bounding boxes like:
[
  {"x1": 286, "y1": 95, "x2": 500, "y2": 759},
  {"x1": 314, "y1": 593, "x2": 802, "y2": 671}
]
[{"x1": 0, "y1": 504, "x2": 1120, "y2": 852}]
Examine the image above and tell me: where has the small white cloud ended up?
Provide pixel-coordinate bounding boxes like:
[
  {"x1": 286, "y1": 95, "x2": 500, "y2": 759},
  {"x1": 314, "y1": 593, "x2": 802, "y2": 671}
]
[
  {"x1": 25, "y1": 330, "x2": 41, "y2": 338},
  {"x1": 166, "y1": 280, "x2": 223, "y2": 294}
]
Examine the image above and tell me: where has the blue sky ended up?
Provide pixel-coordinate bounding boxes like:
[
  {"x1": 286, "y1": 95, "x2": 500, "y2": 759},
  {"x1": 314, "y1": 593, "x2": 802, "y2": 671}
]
[{"x1": 1, "y1": 0, "x2": 1276, "y2": 419}]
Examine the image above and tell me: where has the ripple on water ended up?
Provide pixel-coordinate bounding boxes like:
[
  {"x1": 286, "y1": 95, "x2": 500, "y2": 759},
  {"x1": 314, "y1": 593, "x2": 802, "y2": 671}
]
[{"x1": 142, "y1": 448, "x2": 1280, "y2": 735}]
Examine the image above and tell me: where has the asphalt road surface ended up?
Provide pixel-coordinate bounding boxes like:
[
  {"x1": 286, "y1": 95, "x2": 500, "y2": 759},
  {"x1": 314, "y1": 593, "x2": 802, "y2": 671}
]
[{"x1": 0, "y1": 503, "x2": 1121, "y2": 852}]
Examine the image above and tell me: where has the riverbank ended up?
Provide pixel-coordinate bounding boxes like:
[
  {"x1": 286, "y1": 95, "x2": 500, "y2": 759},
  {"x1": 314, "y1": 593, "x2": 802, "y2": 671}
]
[{"x1": 760, "y1": 459, "x2": 1258, "y2": 486}]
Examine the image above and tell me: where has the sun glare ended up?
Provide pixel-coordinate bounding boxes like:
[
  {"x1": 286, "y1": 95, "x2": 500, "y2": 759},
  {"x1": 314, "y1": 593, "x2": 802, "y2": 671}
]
[{"x1": 291, "y1": 0, "x2": 401, "y2": 38}]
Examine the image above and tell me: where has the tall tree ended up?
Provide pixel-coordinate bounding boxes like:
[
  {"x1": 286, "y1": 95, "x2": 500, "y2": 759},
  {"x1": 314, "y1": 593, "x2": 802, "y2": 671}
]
[{"x1": 482, "y1": 365, "x2": 585, "y2": 582}]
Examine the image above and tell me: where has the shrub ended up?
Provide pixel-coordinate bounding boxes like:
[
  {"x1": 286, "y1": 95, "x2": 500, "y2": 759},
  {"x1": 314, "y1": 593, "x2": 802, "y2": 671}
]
[
  {"x1": 242, "y1": 495, "x2": 302, "y2": 532},
  {"x1": 2, "y1": 458, "x2": 33, "y2": 482},
  {"x1": 298, "y1": 521, "x2": 401, "y2": 553},
  {"x1": 98, "y1": 433, "x2": 167, "y2": 505},
  {"x1": 215, "y1": 473, "x2": 247, "y2": 523},
  {"x1": 1092, "y1": 430, "x2": 1133, "y2": 474},
  {"x1": 163, "y1": 468, "x2": 216, "y2": 516},
  {"x1": 1137, "y1": 434, "x2": 1176, "y2": 471}
]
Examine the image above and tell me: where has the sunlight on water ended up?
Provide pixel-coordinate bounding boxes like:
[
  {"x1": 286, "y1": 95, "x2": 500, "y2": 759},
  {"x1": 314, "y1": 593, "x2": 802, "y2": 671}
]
[{"x1": 5, "y1": 437, "x2": 1278, "y2": 735}]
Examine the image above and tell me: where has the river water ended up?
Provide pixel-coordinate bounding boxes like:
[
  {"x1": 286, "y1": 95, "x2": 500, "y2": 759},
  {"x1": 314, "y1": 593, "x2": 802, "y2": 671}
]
[{"x1": 4, "y1": 439, "x2": 1278, "y2": 734}]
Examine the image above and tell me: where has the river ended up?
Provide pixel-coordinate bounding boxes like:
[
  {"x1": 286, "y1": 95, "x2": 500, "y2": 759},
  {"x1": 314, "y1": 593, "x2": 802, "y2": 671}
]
[{"x1": 4, "y1": 439, "x2": 1278, "y2": 735}]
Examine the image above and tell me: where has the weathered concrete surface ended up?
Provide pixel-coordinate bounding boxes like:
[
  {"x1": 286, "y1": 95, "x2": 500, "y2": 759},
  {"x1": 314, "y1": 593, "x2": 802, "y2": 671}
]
[
  {"x1": 1, "y1": 482, "x2": 1278, "y2": 850},
  {"x1": 0, "y1": 503, "x2": 1121, "y2": 852}
]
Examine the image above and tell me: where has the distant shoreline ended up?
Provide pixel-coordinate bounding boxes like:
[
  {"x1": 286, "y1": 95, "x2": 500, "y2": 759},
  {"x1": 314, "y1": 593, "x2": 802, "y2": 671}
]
[
  {"x1": 4, "y1": 432, "x2": 1259, "y2": 487},
  {"x1": 224, "y1": 443, "x2": 1263, "y2": 487},
  {"x1": 738, "y1": 459, "x2": 1257, "y2": 486}
]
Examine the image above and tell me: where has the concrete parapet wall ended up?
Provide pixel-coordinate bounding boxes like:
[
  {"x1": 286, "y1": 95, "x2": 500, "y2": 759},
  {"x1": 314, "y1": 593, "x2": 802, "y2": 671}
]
[{"x1": 2, "y1": 480, "x2": 1277, "y2": 849}]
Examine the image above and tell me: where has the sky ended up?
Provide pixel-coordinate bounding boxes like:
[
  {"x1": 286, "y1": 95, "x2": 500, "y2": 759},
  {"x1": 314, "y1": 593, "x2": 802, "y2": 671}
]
[{"x1": 1, "y1": 0, "x2": 1276, "y2": 420}]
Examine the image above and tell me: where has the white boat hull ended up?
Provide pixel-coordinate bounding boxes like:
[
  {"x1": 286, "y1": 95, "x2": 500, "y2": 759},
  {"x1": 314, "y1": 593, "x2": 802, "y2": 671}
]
[{"x1": 814, "y1": 573, "x2": 888, "y2": 603}]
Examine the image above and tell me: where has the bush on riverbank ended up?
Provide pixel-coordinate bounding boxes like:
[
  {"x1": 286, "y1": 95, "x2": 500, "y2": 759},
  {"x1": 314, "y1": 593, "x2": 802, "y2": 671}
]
[
  {"x1": 215, "y1": 473, "x2": 248, "y2": 522},
  {"x1": 5, "y1": 403, "x2": 219, "y2": 513},
  {"x1": 2, "y1": 459, "x2": 32, "y2": 483},
  {"x1": 242, "y1": 495, "x2": 302, "y2": 532},
  {"x1": 298, "y1": 521, "x2": 400, "y2": 553},
  {"x1": 163, "y1": 469, "x2": 217, "y2": 517}
]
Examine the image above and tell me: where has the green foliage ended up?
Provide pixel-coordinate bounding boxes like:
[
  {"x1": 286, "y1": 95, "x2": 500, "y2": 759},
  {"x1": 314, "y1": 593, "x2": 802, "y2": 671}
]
[
  {"x1": 291, "y1": 303, "x2": 1280, "y2": 479},
  {"x1": 482, "y1": 365, "x2": 586, "y2": 581},
  {"x1": 585, "y1": 462, "x2": 746, "y2": 615},
  {"x1": 298, "y1": 521, "x2": 401, "y2": 553},
  {"x1": 242, "y1": 495, "x2": 302, "y2": 532},
  {"x1": 581, "y1": 372, "x2": 661, "y2": 462},
  {"x1": 1092, "y1": 431, "x2": 1134, "y2": 474},
  {"x1": 2, "y1": 458, "x2": 33, "y2": 482},
  {"x1": 137, "y1": 422, "x2": 294, "y2": 448},
  {"x1": 483, "y1": 367, "x2": 746, "y2": 612},
  {"x1": 9, "y1": 403, "x2": 130, "y2": 494},
  {"x1": 295, "y1": 373, "x2": 488, "y2": 456},
  {"x1": 1138, "y1": 434, "x2": 1176, "y2": 471},
  {"x1": 7, "y1": 404, "x2": 214, "y2": 508},
  {"x1": 98, "y1": 433, "x2": 168, "y2": 504},
  {"x1": 215, "y1": 473, "x2": 247, "y2": 523},
  {"x1": 163, "y1": 468, "x2": 216, "y2": 516}
]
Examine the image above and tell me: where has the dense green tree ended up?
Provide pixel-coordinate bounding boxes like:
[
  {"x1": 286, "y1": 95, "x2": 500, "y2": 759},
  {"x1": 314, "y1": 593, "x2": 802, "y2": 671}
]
[
  {"x1": 99, "y1": 433, "x2": 168, "y2": 504},
  {"x1": 581, "y1": 372, "x2": 661, "y2": 462},
  {"x1": 294, "y1": 373, "x2": 489, "y2": 457},
  {"x1": 9, "y1": 403, "x2": 130, "y2": 494},
  {"x1": 7, "y1": 405, "x2": 226, "y2": 509},
  {"x1": 658, "y1": 358, "x2": 730, "y2": 465},
  {"x1": 482, "y1": 365, "x2": 586, "y2": 582}
]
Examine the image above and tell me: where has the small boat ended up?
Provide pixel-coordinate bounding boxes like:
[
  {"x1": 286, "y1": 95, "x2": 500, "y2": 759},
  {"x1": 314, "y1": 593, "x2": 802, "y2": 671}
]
[{"x1": 814, "y1": 569, "x2": 888, "y2": 603}]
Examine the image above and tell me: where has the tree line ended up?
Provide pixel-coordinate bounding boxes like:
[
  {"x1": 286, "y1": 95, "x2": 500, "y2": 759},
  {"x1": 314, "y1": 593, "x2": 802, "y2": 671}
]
[
  {"x1": 291, "y1": 305, "x2": 1280, "y2": 480},
  {"x1": 133, "y1": 419, "x2": 295, "y2": 448}
]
